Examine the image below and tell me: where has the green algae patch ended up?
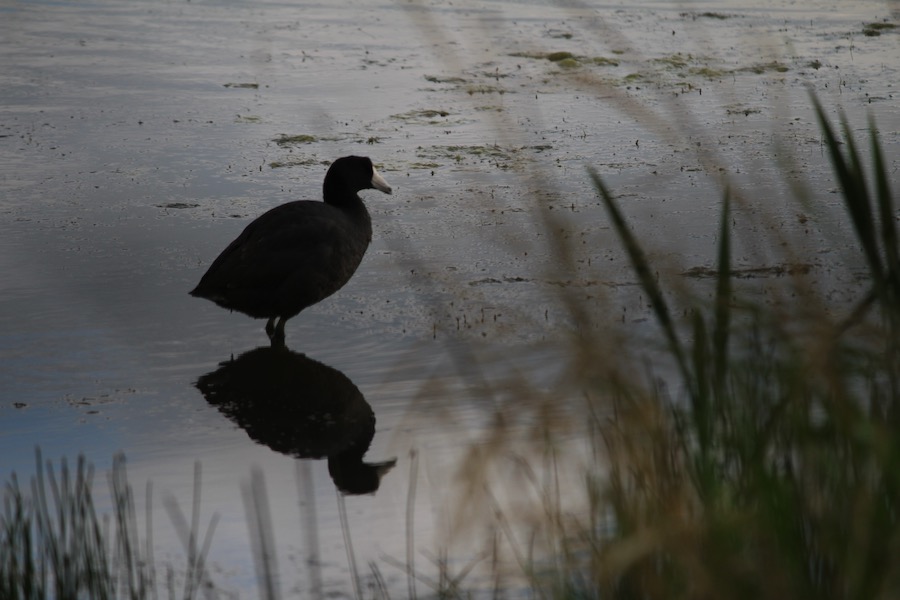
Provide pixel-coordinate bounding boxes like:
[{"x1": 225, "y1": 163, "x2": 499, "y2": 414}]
[
  {"x1": 156, "y1": 202, "x2": 200, "y2": 209},
  {"x1": 690, "y1": 66, "x2": 727, "y2": 79},
  {"x1": 510, "y1": 51, "x2": 576, "y2": 63},
  {"x1": 863, "y1": 22, "x2": 897, "y2": 36},
  {"x1": 743, "y1": 61, "x2": 790, "y2": 74},
  {"x1": 546, "y1": 51, "x2": 575, "y2": 62},
  {"x1": 466, "y1": 85, "x2": 507, "y2": 95},
  {"x1": 681, "y1": 11, "x2": 732, "y2": 20},
  {"x1": 424, "y1": 75, "x2": 468, "y2": 84},
  {"x1": 508, "y1": 51, "x2": 547, "y2": 60},
  {"x1": 416, "y1": 143, "x2": 553, "y2": 171},
  {"x1": 418, "y1": 144, "x2": 515, "y2": 165},
  {"x1": 725, "y1": 104, "x2": 762, "y2": 116},
  {"x1": 555, "y1": 57, "x2": 580, "y2": 68},
  {"x1": 408, "y1": 110, "x2": 450, "y2": 119},
  {"x1": 390, "y1": 109, "x2": 452, "y2": 124},
  {"x1": 654, "y1": 53, "x2": 692, "y2": 69},
  {"x1": 269, "y1": 156, "x2": 326, "y2": 169},
  {"x1": 592, "y1": 56, "x2": 620, "y2": 67},
  {"x1": 445, "y1": 145, "x2": 509, "y2": 157},
  {"x1": 683, "y1": 263, "x2": 813, "y2": 279},
  {"x1": 510, "y1": 51, "x2": 619, "y2": 68},
  {"x1": 274, "y1": 134, "x2": 317, "y2": 146}
]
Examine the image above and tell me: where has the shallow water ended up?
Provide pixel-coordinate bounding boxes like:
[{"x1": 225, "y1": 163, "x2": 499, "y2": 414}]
[{"x1": 1, "y1": 0, "x2": 898, "y2": 596}]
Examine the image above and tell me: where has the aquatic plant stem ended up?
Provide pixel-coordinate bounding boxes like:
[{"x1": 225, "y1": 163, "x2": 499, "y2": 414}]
[
  {"x1": 337, "y1": 490, "x2": 361, "y2": 600},
  {"x1": 406, "y1": 449, "x2": 419, "y2": 600}
]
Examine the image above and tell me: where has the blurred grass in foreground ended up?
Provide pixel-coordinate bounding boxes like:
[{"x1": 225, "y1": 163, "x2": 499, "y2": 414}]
[
  {"x1": 426, "y1": 94, "x2": 899, "y2": 599},
  {"x1": 559, "y1": 97, "x2": 900, "y2": 599},
  {"x1": 0, "y1": 451, "x2": 217, "y2": 600},
  {"x1": 2, "y1": 101, "x2": 898, "y2": 598}
]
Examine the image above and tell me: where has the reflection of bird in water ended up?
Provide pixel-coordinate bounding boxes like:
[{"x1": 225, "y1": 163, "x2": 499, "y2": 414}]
[
  {"x1": 195, "y1": 345, "x2": 396, "y2": 495},
  {"x1": 189, "y1": 156, "x2": 392, "y2": 342}
]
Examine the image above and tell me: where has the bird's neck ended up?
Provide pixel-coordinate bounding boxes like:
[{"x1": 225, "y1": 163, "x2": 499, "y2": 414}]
[{"x1": 322, "y1": 180, "x2": 362, "y2": 207}]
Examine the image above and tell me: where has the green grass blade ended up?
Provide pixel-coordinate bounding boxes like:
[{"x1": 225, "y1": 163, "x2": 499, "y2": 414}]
[
  {"x1": 840, "y1": 117, "x2": 885, "y2": 278},
  {"x1": 712, "y1": 189, "x2": 732, "y2": 400},
  {"x1": 868, "y1": 116, "x2": 899, "y2": 296},
  {"x1": 811, "y1": 94, "x2": 884, "y2": 283},
  {"x1": 690, "y1": 312, "x2": 712, "y2": 461},
  {"x1": 588, "y1": 167, "x2": 692, "y2": 387}
]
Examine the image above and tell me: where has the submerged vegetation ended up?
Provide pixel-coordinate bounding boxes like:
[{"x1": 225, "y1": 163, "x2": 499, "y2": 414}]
[{"x1": 862, "y1": 21, "x2": 897, "y2": 36}]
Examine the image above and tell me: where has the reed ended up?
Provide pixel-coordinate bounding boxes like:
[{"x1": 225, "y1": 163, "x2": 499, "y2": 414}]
[{"x1": 1, "y1": 450, "x2": 215, "y2": 600}]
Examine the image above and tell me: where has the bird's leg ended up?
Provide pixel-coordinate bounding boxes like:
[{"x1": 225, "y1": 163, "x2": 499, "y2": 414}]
[
  {"x1": 266, "y1": 316, "x2": 287, "y2": 346},
  {"x1": 274, "y1": 317, "x2": 287, "y2": 339}
]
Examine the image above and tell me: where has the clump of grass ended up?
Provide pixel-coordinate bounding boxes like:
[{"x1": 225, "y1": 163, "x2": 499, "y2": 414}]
[
  {"x1": 588, "y1": 100, "x2": 898, "y2": 599},
  {"x1": 0, "y1": 450, "x2": 148, "y2": 599},
  {"x1": 464, "y1": 97, "x2": 900, "y2": 599},
  {"x1": 0, "y1": 451, "x2": 219, "y2": 600}
]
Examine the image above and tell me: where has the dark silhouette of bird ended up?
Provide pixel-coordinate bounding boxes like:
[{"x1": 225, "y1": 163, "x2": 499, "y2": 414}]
[
  {"x1": 196, "y1": 345, "x2": 397, "y2": 495},
  {"x1": 190, "y1": 156, "x2": 392, "y2": 341}
]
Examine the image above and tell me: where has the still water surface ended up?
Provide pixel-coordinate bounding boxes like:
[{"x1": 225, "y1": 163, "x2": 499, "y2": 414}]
[{"x1": 1, "y1": 0, "x2": 898, "y2": 595}]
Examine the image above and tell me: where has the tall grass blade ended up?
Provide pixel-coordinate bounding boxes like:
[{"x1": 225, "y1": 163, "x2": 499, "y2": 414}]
[
  {"x1": 337, "y1": 490, "x2": 361, "y2": 600},
  {"x1": 144, "y1": 479, "x2": 156, "y2": 600},
  {"x1": 867, "y1": 115, "x2": 900, "y2": 303},
  {"x1": 712, "y1": 188, "x2": 732, "y2": 399},
  {"x1": 588, "y1": 168, "x2": 691, "y2": 388},
  {"x1": 689, "y1": 311, "x2": 713, "y2": 473},
  {"x1": 811, "y1": 95, "x2": 884, "y2": 284},
  {"x1": 295, "y1": 460, "x2": 322, "y2": 600},
  {"x1": 406, "y1": 449, "x2": 418, "y2": 600},
  {"x1": 163, "y1": 462, "x2": 220, "y2": 600},
  {"x1": 241, "y1": 468, "x2": 280, "y2": 600}
]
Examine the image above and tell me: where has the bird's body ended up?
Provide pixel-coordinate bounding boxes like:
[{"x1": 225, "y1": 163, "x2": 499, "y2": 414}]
[{"x1": 190, "y1": 156, "x2": 392, "y2": 341}]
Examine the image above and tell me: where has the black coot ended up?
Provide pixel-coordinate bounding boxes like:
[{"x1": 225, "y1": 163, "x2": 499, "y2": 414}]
[{"x1": 190, "y1": 156, "x2": 392, "y2": 341}]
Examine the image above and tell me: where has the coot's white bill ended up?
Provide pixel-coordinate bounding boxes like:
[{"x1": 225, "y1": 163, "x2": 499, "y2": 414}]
[{"x1": 371, "y1": 167, "x2": 392, "y2": 194}]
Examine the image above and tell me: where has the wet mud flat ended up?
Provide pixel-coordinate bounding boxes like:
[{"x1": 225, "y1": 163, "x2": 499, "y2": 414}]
[{"x1": 1, "y1": 0, "x2": 898, "y2": 596}]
